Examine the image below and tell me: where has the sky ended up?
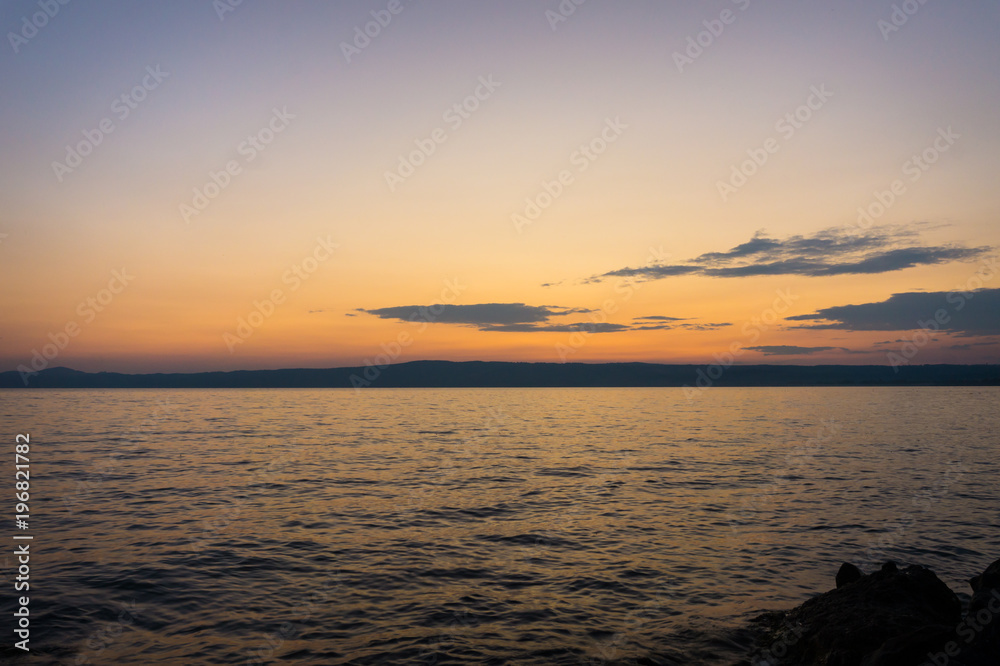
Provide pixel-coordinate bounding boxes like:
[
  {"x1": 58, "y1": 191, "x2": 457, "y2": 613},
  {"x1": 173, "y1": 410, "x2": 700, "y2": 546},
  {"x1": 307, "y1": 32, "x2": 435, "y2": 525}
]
[{"x1": 1, "y1": 0, "x2": 999, "y2": 374}]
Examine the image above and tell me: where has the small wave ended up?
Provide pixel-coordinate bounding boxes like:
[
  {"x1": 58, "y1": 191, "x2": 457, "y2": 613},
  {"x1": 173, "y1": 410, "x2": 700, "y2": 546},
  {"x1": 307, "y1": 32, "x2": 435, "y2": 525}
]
[{"x1": 535, "y1": 466, "x2": 594, "y2": 478}]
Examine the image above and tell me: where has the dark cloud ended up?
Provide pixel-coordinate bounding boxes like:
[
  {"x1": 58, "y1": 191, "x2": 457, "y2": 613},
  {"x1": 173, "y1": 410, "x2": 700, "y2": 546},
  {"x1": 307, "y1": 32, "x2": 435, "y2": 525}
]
[
  {"x1": 598, "y1": 265, "x2": 700, "y2": 281},
  {"x1": 587, "y1": 227, "x2": 991, "y2": 283},
  {"x1": 358, "y1": 303, "x2": 627, "y2": 333},
  {"x1": 700, "y1": 247, "x2": 981, "y2": 278},
  {"x1": 360, "y1": 303, "x2": 589, "y2": 326},
  {"x1": 358, "y1": 304, "x2": 709, "y2": 334},
  {"x1": 746, "y1": 345, "x2": 845, "y2": 356},
  {"x1": 873, "y1": 339, "x2": 909, "y2": 346},
  {"x1": 787, "y1": 288, "x2": 1000, "y2": 336},
  {"x1": 634, "y1": 315, "x2": 689, "y2": 322}
]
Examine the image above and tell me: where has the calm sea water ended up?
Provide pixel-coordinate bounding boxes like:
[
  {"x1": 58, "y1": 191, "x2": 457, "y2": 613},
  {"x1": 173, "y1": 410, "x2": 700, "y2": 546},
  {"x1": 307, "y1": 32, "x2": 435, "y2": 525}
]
[{"x1": 1, "y1": 387, "x2": 998, "y2": 665}]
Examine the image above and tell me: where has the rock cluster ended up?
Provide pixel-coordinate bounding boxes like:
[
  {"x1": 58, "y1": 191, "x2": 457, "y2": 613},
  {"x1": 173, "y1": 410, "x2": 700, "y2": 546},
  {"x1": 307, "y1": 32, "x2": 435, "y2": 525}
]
[{"x1": 748, "y1": 558, "x2": 1000, "y2": 665}]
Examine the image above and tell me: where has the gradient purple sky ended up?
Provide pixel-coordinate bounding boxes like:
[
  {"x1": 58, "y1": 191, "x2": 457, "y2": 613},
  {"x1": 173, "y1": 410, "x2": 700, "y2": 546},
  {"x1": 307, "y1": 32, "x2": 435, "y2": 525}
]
[{"x1": 2, "y1": 0, "x2": 999, "y2": 373}]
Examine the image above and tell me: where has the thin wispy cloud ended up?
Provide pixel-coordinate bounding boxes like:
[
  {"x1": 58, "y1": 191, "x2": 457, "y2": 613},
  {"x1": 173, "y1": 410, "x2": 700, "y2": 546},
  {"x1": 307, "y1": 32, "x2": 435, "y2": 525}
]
[
  {"x1": 677, "y1": 322, "x2": 732, "y2": 331},
  {"x1": 476, "y1": 322, "x2": 633, "y2": 333},
  {"x1": 585, "y1": 226, "x2": 990, "y2": 283},
  {"x1": 627, "y1": 315, "x2": 731, "y2": 331},
  {"x1": 949, "y1": 341, "x2": 999, "y2": 350},
  {"x1": 633, "y1": 315, "x2": 689, "y2": 322}
]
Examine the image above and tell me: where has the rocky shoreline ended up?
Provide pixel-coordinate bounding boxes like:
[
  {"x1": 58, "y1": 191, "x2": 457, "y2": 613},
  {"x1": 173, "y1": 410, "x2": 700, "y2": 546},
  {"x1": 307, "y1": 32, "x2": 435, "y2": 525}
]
[{"x1": 745, "y1": 558, "x2": 1000, "y2": 666}]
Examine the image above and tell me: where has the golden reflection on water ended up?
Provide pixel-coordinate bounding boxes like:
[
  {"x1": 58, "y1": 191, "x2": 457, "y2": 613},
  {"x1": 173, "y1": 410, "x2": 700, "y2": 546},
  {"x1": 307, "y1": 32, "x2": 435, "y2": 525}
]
[{"x1": 7, "y1": 387, "x2": 999, "y2": 663}]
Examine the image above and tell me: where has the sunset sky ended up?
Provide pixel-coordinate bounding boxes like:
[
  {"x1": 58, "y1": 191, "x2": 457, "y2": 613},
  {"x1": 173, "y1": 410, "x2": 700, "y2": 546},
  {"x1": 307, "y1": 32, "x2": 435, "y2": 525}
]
[{"x1": 2, "y1": 0, "x2": 999, "y2": 373}]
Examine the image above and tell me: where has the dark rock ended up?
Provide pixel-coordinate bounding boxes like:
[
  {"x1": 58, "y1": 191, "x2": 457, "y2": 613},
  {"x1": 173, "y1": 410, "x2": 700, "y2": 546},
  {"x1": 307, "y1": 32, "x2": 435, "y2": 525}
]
[
  {"x1": 969, "y1": 558, "x2": 1000, "y2": 603},
  {"x1": 954, "y1": 558, "x2": 1000, "y2": 666},
  {"x1": 836, "y1": 562, "x2": 863, "y2": 588},
  {"x1": 749, "y1": 561, "x2": 984, "y2": 666}
]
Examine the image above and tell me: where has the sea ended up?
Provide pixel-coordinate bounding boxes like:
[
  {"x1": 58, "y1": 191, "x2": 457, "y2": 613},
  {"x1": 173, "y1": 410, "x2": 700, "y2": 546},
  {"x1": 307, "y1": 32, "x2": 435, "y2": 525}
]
[{"x1": 1, "y1": 387, "x2": 997, "y2": 665}]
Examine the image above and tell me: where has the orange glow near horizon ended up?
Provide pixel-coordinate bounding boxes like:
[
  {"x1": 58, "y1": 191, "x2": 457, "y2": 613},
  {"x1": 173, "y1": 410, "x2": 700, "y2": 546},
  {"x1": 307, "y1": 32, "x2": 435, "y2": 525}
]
[{"x1": 2, "y1": 3, "x2": 999, "y2": 374}]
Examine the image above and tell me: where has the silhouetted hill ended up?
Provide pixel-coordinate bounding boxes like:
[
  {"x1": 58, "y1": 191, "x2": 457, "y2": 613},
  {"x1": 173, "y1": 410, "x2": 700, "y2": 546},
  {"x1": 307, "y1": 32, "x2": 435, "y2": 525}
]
[{"x1": 1, "y1": 361, "x2": 999, "y2": 388}]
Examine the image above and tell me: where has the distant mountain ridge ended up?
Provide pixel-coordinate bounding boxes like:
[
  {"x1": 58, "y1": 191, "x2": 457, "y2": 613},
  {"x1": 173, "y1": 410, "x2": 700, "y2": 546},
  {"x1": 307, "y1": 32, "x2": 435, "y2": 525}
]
[{"x1": 2, "y1": 361, "x2": 999, "y2": 388}]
